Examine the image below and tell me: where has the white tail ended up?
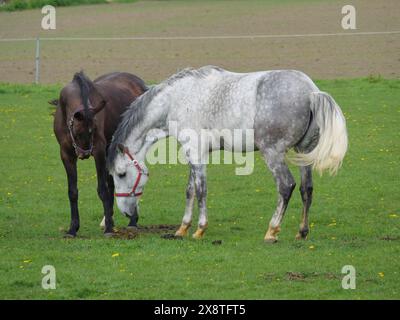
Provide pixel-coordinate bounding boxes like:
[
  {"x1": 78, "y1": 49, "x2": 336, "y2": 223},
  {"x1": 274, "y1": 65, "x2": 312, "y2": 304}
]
[{"x1": 291, "y1": 91, "x2": 348, "y2": 175}]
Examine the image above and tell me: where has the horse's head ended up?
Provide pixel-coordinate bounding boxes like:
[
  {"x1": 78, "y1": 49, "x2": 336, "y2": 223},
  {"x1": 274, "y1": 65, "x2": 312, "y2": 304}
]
[
  {"x1": 68, "y1": 106, "x2": 95, "y2": 159},
  {"x1": 110, "y1": 143, "x2": 149, "y2": 217},
  {"x1": 50, "y1": 72, "x2": 106, "y2": 159}
]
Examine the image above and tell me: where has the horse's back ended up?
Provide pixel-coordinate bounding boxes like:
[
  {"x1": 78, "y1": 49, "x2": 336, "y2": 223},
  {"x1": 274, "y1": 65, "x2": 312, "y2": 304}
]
[
  {"x1": 172, "y1": 68, "x2": 264, "y2": 129},
  {"x1": 94, "y1": 72, "x2": 147, "y2": 141},
  {"x1": 95, "y1": 72, "x2": 147, "y2": 97},
  {"x1": 168, "y1": 67, "x2": 319, "y2": 151},
  {"x1": 94, "y1": 72, "x2": 147, "y2": 110}
]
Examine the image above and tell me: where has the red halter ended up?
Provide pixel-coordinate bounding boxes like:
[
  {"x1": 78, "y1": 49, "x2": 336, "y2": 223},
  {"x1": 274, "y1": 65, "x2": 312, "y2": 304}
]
[{"x1": 114, "y1": 149, "x2": 147, "y2": 198}]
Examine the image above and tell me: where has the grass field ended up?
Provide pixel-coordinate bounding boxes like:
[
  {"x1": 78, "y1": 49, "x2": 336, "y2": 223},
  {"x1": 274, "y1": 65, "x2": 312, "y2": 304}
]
[{"x1": 0, "y1": 77, "x2": 399, "y2": 299}]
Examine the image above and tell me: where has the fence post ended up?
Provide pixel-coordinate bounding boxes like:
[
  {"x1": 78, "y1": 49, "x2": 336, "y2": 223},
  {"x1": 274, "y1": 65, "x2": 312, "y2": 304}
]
[{"x1": 35, "y1": 37, "x2": 40, "y2": 84}]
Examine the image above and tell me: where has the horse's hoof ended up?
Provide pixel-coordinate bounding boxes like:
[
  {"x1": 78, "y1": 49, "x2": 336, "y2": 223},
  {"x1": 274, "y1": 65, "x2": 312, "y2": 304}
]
[
  {"x1": 175, "y1": 230, "x2": 187, "y2": 237},
  {"x1": 175, "y1": 224, "x2": 190, "y2": 237},
  {"x1": 64, "y1": 233, "x2": 76, "y2": 239},
  {"x1": 192, "y1": 229, "x2": 206, "y2": 239},
  {"x1": 295, "y1": 233, "x2": 307, "y2": 240},
  {"x1": 264, "y1": 237, "x2": 278, "y2": 244},
  {"x1": 264, "y1": 226, "x2": 280, "y2": 244},
  {"x1": 126, "y1": 226, "x2": 138, "y2": 232},
  {"x1": 295, "y1": 229, "x2": 309, "y2": 240},
  {"x1": 104, "y1": 232, "x2": 115, "y2": 238}
]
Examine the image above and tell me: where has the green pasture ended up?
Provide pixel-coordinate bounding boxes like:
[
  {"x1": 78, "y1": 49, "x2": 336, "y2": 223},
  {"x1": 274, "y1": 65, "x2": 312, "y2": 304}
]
[{"x1": 0, "y1": 78, "x2": 399, "y2": 299}]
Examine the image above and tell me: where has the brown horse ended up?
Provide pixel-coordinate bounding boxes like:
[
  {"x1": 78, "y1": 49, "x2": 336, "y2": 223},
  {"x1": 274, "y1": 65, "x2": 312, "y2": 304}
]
[{"x1": 50, "y1": 71, "x2": 147, "y2": 237}]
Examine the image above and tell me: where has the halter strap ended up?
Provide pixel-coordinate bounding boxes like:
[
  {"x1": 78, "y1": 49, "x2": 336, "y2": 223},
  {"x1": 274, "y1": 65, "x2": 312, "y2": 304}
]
[
  {"x1": 68, "y1": 106, "x2": 94, "y2": 157},
  {"x1": 114, "y1": 149, "x2": 147, "y2": 197}
]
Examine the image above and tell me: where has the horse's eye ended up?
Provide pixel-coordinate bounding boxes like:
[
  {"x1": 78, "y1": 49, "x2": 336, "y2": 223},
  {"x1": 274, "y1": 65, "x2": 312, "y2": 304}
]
[{"x1": 118, "y1": 173, "x2": 126, "y2": 179}]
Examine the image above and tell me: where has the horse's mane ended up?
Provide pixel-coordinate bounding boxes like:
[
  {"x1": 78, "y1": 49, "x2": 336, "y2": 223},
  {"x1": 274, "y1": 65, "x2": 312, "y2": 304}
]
[
  {"x1": 72, "y1": 71, "x2": 93, "y2": 122},
  {"x1": 165, "y1": 65, "x2": 223, "y2": 86},
  {"x1": 107, "y1": 65, "x2": 223, "y2": 168},
  {"x1": 107, "y1": 85, "x2": 158, "y2": 168}
]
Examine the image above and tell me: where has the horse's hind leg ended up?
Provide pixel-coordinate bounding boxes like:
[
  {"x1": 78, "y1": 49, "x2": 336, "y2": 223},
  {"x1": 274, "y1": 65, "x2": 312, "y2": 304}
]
[
  {"x1": 296, "y1": 165, "x2": 313, "y2": 240},
  {"x1": 192, "y1": 164, "x2": 208, "y2": 239},
  {"x1": 175, "y1": 165, "x2": 196, "y2": 237},
  {"x1": 262, "y1": 149, "x2": 296, "y2": 243}
]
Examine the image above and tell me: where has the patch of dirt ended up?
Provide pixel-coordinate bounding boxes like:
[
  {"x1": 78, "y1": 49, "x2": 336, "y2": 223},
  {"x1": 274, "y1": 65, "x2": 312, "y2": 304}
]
[
  {"x1": 112, "y1": 224, "x2": 180, "y2": 239},
  {"x1": 262, "y1": 271, "x2": 340, "y2": 282},
  {"x1": 160, "y1": 233, "x2": 183, "y2": 240},
  {"x1": 286, "y1": 272, "x2": 307, "y2": 281},
  {"x1": 286, "y1": 272, "x2": 339, "y2": 281},
  {"x1": 112, "y1": 227, "x2": 140, "y2": 240},
  {"x1": 137, "y1": 224, "x2": 180, "y2": 233},
  {"x1": 379, "y1": 235, "x2": 399, "y2": 241}
]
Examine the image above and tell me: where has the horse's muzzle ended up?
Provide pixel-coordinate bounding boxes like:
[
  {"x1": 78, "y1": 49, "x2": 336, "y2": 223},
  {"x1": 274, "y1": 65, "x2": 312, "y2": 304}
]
[{"x1": 78, "y1": 152, "x2": 91, "y2": 160}]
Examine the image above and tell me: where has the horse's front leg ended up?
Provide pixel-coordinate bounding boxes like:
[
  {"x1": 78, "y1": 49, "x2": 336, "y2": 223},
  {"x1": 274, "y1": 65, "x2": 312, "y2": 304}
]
[
  {"x1": 175, "y1": 166, "x2": 195, "y2": 237},
  {"x1": 61, "y1": 149, "x2": 80, "y2": 237},
  {"x1": 127, "y1": 203, "x2": 139, "y2": 229},
  {"x1": 192, "y1": 164, "x2": 208, "y2": 239},
  {"x1": 94, "y1": 149, "x2": 114, "y2": 236},
  {"x1": 104, "y1": 173, "x2": 139, "y2": 229}
]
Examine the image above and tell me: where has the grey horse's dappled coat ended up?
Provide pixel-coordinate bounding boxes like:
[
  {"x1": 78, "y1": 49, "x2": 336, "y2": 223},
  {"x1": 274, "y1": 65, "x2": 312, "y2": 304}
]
[{"x1": 107, "y1": 66, "x2": 348, "y2": 241}]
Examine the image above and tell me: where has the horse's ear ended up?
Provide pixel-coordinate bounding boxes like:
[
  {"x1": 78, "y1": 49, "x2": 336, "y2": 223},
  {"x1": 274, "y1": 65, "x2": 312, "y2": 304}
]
[
  {"x1": 48, "y1": 99, "x2": 59, "y2": 106},
  {"x1": 117, "y1": 143, "x2": 125, "y2": 154}
]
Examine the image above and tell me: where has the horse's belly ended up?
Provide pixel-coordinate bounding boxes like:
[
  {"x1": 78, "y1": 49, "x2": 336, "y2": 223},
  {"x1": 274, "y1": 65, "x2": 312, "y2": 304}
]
[{"x1": 207, "y1": 128, "x2": 255, "y2": 152}]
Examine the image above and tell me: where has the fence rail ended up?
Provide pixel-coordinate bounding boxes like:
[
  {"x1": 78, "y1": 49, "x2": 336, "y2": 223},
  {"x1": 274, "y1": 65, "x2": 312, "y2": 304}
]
[
  {"x1": 0, "y1": 30, "x2": 399, "y2": 84},
  {"x1": 1, "y1": 30, "x2": 400, "y2": 42}
]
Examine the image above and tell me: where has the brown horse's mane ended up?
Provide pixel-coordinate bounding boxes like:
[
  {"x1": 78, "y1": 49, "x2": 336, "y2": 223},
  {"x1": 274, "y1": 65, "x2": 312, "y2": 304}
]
[{"x1": 72, "y1": 71, "x2": 93, "y2": 123}]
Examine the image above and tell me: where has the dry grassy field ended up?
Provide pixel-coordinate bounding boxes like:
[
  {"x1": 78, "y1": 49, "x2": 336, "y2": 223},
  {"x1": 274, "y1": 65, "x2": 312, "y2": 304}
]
[{"x1": 0, "y1": 0, "x2": 399, "y2": 84}]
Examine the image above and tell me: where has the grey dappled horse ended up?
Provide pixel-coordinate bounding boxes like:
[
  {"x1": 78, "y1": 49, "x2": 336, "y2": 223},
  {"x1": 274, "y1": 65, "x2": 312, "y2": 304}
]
[{"x1": 106, "y1": 66, "x2": 348, "y2": 242}]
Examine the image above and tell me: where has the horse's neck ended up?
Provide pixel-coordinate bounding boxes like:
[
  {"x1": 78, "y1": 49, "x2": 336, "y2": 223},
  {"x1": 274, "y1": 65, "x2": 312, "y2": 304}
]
[
  {"x1": 125, "y1": 94, "x2": 169, "y2": 161},
  {"x1": 134, "y1": 139, "x2": 156, "y2": 163}
]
